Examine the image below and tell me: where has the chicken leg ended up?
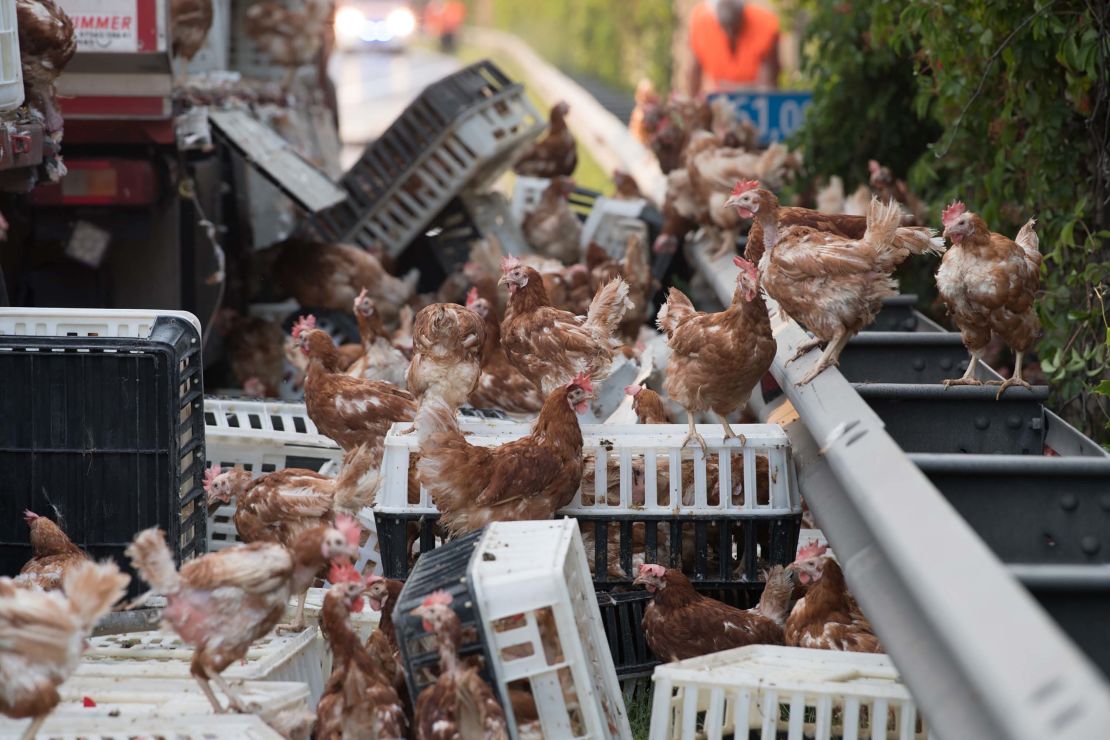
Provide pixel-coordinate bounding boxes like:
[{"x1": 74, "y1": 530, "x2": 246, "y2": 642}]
[
  {"x1": 987, "y1": 351, "x2": 1033, "y2": 399},
  {"x1": 194, "y1": 673, "x2": 228, "y2": 713},
  {"x1": 680, "y1": 414, "x2": 708, "y2": 456},
  {"x1": 276, "y1": 590, "x2": 308, "y2": 633},
  {"x1": 943, "y1": 349, "x2": 985, "y2": 388},
  {"x1": 19, "y1": 715, "x2": 46, "y2": 740},
  {"x1": 797, "y1": 330, "x2": 849, "y2": 386},
  {"x1": 209, "y1": 668, "x2": 261, "y2": 713},
  {"x1": 786, "y1": 336, "x2": 823, "y2": 365},
  {"x1": 715, "y1": 411, "x2": 745, "y2": 446}
]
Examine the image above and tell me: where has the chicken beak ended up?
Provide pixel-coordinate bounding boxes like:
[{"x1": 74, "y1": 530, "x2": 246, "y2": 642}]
[{"x1": 497, "y1": 274, "x2": 510, "y2": 287}]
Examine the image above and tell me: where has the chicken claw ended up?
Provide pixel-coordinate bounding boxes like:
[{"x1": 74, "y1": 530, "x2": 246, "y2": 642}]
[
  {"x1": 987, "y1": 376, "x2": 1032, "y2": 399},
  {"x1": 717, "y1": 413, "x2": 746, "y2": 446},
  {"x1": 680, "y1": 415, "x2": 709, "y2": 456},
  {"x1": 786, "y1": 337, "x2": 822, "y2": 365}
]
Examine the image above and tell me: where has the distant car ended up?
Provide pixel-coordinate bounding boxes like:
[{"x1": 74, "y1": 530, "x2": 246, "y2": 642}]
[{"x1": 334, "y1": 0, "x2": 417, "y2": 52}]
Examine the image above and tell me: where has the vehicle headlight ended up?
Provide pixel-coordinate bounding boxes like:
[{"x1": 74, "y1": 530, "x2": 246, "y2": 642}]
[
  {"x1": 335, "y1": 6, "x2": 366, "y2": 34},
  {"x1": 386, "y1": 7, "x2": 416, "y2": 38}
]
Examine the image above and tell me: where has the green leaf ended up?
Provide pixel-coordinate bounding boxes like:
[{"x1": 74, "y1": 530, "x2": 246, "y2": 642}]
[
  {"x1": 1094, "y1": 380, "x2": 1110, "y2": 397},
  {"x1": 980, "y1": 28, "x2": 994, "y2": 47}
]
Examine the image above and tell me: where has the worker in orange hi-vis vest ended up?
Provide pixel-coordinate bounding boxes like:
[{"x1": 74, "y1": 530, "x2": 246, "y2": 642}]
[
  {"x1": 688, "y1": 0, "x2": 781, "y2": 94},
  {"x1": 425, "y1": 0, "x2": 466, "y2": 53}
]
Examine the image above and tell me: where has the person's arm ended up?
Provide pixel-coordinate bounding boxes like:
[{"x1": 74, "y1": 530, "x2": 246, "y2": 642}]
[
  {"x1": 760, "y1": 33, "x2": 781, "y2": 89},
  {"x1": 688, "y1": 58, "x2": 703, "y2": 97}
]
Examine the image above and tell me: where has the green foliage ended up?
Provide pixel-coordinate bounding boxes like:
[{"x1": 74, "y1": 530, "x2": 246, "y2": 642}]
[
  {"x1": 467, "y1": 0, "x2": 675, "y2": 94},
  {"x1": 787, "y1": 0, "x2": 1110, "y2": 442}
]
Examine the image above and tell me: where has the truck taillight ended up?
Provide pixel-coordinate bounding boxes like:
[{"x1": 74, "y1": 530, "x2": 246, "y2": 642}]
[{"x1": 34, "y1": 159, "x2": 158, "y2": 206}]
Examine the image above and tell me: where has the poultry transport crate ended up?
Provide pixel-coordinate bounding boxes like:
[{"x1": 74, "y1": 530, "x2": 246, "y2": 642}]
[
  {"x1": 2, "y1": 714, "x2": 287, "y2": 739},
  {"x1": 2, "y1": 677, "x2": 309, "y2": 736},
  {"x1": 510, "y1": 175, "x2": 601, "y2": 225},
  {"x1": 648, "y1": 645, "x2": 930, "y2": 740},
  {"x1": 395, "y1": 519, "x2": 632, "y2": 739},
  {"x1": 77, "y1": 624, "x2": 327, "y2": 706},
  {"x1": 0, "y1": 309, "x2": 205, "y2": 598},
  {"x1": 301, "y1": 60, "x2": 544, "y2": 255},
  {"x1": 376, "y1": 421, "x2": 802, "y2": 677}
]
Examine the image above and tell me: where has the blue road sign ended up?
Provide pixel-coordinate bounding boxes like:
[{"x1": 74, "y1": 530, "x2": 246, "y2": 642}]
[{"x1": 709, "y1": 91, "x2": 814, "y2": 145}]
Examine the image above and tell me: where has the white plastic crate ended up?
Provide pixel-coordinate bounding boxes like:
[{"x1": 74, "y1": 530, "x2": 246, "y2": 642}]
[
  {"x1": 77, "y1": 626, "x2": 327, "y2": 707},
  {"x1": 648, "y1": 646, "x2": 931, "y2": 740},
  {"x1": 580, "y1": 196, "x2": 650, "y2": 259},
  {"x1": 509, "y1": 175, "x2": 552, "y2": 225},
  {"x1": 1, "y1": 677, "x2": 308, "y2": 736},
  {"x1": 471, "y1": 520, "x2": 633, "y2": 738},
  {"x1": 0, "y1": 0, "x2": 23, "y2": 111},
  {"x1": 0, "y1": 714, "x2": 285, "y2": 739},
  {"x1": 378, "y1": 422, "x2": 799, "y2": 517},
  {"x1": 0, "y1": 307, "x2": 202, "y2": 338}
]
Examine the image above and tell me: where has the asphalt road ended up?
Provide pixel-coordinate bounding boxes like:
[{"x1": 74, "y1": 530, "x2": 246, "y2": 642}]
[{"x1": 330, "y1": 46, "x2": 461, "y2": 169}]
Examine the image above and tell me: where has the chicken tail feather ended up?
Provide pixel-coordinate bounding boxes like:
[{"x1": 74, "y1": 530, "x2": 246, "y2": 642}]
[
  {"x1": 891, "y1": 226, "x2": 946, "y2": 257},
  {"x1": 585, "y1": 277, "x2": 632, "y2": 341},
  {"x1": 63, "y1": 559, "x2": 130, "y2": 629},
  {"x1": 1015, "y1": 217, "x2": 1041, "y2": 267},
  {"x1": 863, "y1": 197, "x2": 905, "y2": 253},
  {"x1": 125, "y1": 528, "x2": 181, "y2": 595}
]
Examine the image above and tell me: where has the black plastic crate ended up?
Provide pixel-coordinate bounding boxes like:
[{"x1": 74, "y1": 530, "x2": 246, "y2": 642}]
[
  {"x1": 393, "y1": 529, "x2": 507, "y2": 708},
  {"x1": 0, "y1": 316, "x2": 206, "y2": 595},
  {"x1": 596, "y1": 583, "x2": 764, "y2": 679}
]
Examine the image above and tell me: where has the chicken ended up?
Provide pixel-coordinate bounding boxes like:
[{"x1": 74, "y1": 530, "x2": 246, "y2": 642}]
[
  {"x1": 411, "y1": 591, "x2": 509, "y2": 740},
  {"x1": 585, "y1": 234, "x2": 655, "y2": 341},
  {"x1": 869, "y1": 159, "x2": 927, "y2": 226},
  {"x1": 513, "y1": 101, "x2": 577, "y2": 178},
  {"x1": 216, "y1": 310, "x2": 285, "y2": 398},
  {"x1": 628, "y1": 78, "x2": 660, "y2": 145},
  {"x1": 632, "y1": 563, "x2": 793, "y2": 662},
  {"x1": 415, "y1": 375, "x2": 593, "y2": 537},
  {"x1": 522, "y1": 176, "x2": 583, "y2": 265},
  {"x1": 937, "y1": 203, "x2": 1041, "y2": 397},
  {"x1": 612, "y1": 169, "x2": 644, "y2": 200},
  {"x1": 728, "y1": 182, "x2": 944, "y2": 384},
  {"x1": 786, "y1": 554, "x2": 881, "y2": 653},
  {"x1": 15, "y1": 511, "x2": 88, "y2": 592},
  {"x1": 347, "y1": 289, "x2": 409, "y2": 386},
  {"x1": 261, "y1": 239, "x2": 417, "y2": 325},
  {"x1": 642, "y1": 102, "x2": 691, "y2": 175},
  {"x1": 657, "y1": 256, "x2": 775, "y2": 451},
  {"x1": 125, "y1": 522, "x2": 357, "y2": 713},
  {"x1": 245, "y1": 0, "x2": 332, "y2": 89},
  {"x1": 465, "y1": 289, "x2": 544, "y2": 417},
  {"x1": 709, "y1": 96, "x2": 759, "y2": 150},
  {"x1": 499, "y1": 258, "x2": 631, "y2": 397},
  {"x1": 17, "y1": 0, "x2": 76, "y2": 181},
  {"x1": 0, "y1": 560, "x2": 129, "y2": 738},
  {"x1": 406, "y1": 302, "x2": 485, "y2": 411},
  {"x1": 625, "y1": 384, "x2": 671, "y2": 424},
  {"x1": 364, "y1": 576, "x2": 409, "y2": 709},
  {"x1": 316, "y1": 563, "x2": 407, "y2": 740},
  {"x1": 652, "y1": 168, "x2": 699, "y2": 255},
  {"x1": 294, "y1": 317, "x2": 416, "y2": 451},
  {"x1": 205, "y1": 446, "x2": 379, "y2": 630},
  {"x1": 171, "y1": 0, "x2": 214, "y2": 60}
]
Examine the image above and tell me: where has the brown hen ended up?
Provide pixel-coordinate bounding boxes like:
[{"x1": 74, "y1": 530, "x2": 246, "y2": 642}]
[
  {"x1": 407, "y1": 302, "x2": 485, "y2": 411},
  {"x1": 171, "y1": 0, "x2": 214, "y2": 60},
  {"x1": 513, "y1": 100, "x2": 577, "y2": 178},
  {"x1": 15, "y1": 510, "x2": 88, "y2": 591},
  {"x1": 465, "y1": 288, "x2": 543, "y2": 418}
]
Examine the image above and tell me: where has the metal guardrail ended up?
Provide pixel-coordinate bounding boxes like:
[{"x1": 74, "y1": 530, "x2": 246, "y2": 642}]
[{"x1": 690, "y1": 235, "x2": 1110, "y2": 740}]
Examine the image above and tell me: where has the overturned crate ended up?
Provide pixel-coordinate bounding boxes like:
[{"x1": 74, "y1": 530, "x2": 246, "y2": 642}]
[
  {"x1": 301, "y1": 60, "x2": 543, "y2": 255},
  {"x1": 0, "y1": 309, "x2": 205, "y2": 596},
  {"x1": 648, "y1": 645, "x2": 929, "y2": 740},
  {"x1": 395, "y1": 519, "x2": 632, "y2": 739}
]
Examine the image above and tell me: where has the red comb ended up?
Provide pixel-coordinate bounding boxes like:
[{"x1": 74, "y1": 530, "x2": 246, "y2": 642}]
[
  {"x1": 465, "y1": 287, "x2": 479, "y2": 308},
  {"x1": 203, "y1": 465, "x2": 222, "y2": 492},
  {"x1": 570, "y1": 371, "x2": 594, "y2": 394},
  {"x1": 500, "y1": 256, "x2": 521, "y2": 273},
  {"x1": 732, "y1": 255, "x2": 757, "y2": 274},
  {"x1": 335, "y1": 514, "x2": 361, "y2": 549},
  {"x1": 23, "y1": 510, "x2": 39, "y2": 524},
  {"x1": 731, "y1": 180, "x2": 759, "y2": 197},
  {"x1": 291, "y1": 315, "x2": 316, "y2": 339},
  {"x1": 795, "y1": 539, "x2": 829, "y2": 562},
  {"x1": 868, "y1": 159, "x2": 880, "y2": 174},
  {"x1": 356, "y1": 287, "x2": 368, "y2": 302},
  {"x1": 329, "y1": 560, "x2": 362, "y2": 584},
  {"x1": 941, "y1": 201, "x2": 966, "y2": 227},
  {"x1": 422, "y1": 590, "x2": 453, "y2": 608},
  {"x1": 625, "y1": 384, "x2": 643, "y2": 396},
  {"x1": 638, "y1": 563, "x2": 666, "y2": 578}
]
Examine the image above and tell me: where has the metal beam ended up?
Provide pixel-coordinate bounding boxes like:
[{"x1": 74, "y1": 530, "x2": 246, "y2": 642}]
[{"x1": 691, "y1": 236, "x2": 1110, "y2": 740}]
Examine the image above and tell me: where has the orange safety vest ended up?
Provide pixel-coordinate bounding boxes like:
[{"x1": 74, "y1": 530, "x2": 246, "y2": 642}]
[{"x1": 689, "y1": 2, "x2": 780, "y2": 88}]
